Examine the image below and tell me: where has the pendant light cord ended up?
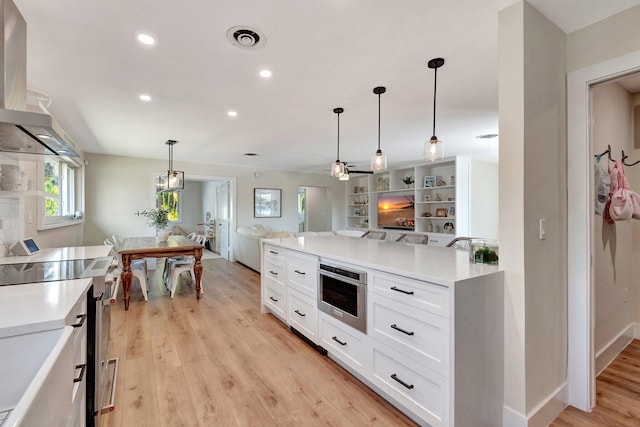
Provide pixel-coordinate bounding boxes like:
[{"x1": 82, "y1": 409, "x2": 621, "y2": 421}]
[
  {"x1": 432, "y1": 66, "x2": 437, "y2": 137},
  {"x1": 377, "y1": 92, "x2": 381, "y2": 150},
  {"x1": 337, "y1": 110, "x2": 340, "y2": 160}
]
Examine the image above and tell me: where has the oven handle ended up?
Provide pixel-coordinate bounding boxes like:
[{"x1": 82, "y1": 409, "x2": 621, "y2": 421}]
[
  {"x1": 100, "y1": 358, "x2": 120, "y2": 414},
  {"x1": 106, "y1": 276, "x2": 120, "y2": 305},
  {"x1": 318, "y1": 269, "x2": 366, "y2": 287}
]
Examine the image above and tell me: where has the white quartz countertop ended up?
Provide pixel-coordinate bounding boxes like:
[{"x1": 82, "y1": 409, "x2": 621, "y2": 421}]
[
  {"x1": 262, "y1": 236, "x2": 500, "y2": 286},
  {"x1": 0, "y1": 278, "x2": 92, "y2": 339},
  {"x1": 0, "y1": 245, "x2": 111, "y2": 265}
]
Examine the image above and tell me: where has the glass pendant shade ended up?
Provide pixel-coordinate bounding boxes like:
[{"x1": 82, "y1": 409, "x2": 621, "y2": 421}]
[
  {"x1": 157, "y1": 140, "x2": 184, "y2": 191},
  {"x1": 371, "y1": 149, "x2": 387, "y2": 172},
  {"x1": 339, "y1": 170, "x2": 350, "y2": 181},
  {"x1": 331, "y1": 160, "x2": 345, "y2": 178},
  {"x1": 425, "y1": 136, "x2": 444, "y2": 161}
]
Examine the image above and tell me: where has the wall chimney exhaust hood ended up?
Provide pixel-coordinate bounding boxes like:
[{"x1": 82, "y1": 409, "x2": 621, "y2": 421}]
[{"x1": 0, "y1": 0, "x2": 80, "y2": 157}]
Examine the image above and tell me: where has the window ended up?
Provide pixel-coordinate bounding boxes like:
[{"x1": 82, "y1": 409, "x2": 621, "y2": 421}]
[
  {"x1": 40, "y1": 156, "x2": 83, "y2": 228},
  {"x1": 157, "y1": 190, "x2": 181, "y2": 222}
]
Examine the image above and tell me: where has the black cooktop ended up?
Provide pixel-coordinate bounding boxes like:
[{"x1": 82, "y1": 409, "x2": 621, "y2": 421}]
[{"x1": 0, "y1": 259, "x2": 97, "y2": 286}]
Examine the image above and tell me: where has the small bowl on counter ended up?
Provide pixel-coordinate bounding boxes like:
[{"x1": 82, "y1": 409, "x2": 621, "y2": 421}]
[{"x1": 469, "y1": 239, "x2": 499, "y2": 265}]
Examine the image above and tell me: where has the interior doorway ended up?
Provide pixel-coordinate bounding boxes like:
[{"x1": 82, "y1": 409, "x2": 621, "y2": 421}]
[
  {"x1": 183, "y1": 173, "x2": 235, "y2": 261},
  {"x1": 567, "y1": 49, "x2": 640, "y2": 411},
  {"x1": 297, "y1": 186, "x2": 332, "y2": 232}
]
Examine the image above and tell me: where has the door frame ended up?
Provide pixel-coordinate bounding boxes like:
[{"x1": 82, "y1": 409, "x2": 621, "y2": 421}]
[{"x1": 567, "y1": 49, "x2": 640, "y2": 411}]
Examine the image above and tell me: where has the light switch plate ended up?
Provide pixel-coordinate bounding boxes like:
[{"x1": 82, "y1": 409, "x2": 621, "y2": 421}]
[{"x1": 539, "y1": 218, "x2": 547, "y2": 240}]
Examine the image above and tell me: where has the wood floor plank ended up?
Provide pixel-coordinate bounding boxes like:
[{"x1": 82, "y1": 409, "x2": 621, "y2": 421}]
[
  {"x1": 101, "y1": 259, "x2": 420, "y2": 427},
  {"x1": 551, "y1": 339, "x2": 640, "y2": 426}
]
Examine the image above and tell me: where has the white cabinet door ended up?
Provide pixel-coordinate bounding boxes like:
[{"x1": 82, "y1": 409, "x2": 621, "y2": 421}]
[
  {"x1": 286, "y1": 251, "x2": 317, "y2": 299},
  {"x1": 319, "y1": 312, "x2": 371, "y2": 374},
  {"x1": 286, "y1": 287, "x2": 318, "y2": 344}
]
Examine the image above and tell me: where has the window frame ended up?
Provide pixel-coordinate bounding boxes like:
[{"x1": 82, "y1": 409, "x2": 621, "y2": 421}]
[{"x1": 37, "y1": 156, "x2": 84, "y2": 230}]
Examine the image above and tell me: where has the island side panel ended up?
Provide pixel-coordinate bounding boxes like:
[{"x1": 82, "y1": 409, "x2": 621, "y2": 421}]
[{"x1": 452, "y1": 270, "x2": 504, "y2": 427}]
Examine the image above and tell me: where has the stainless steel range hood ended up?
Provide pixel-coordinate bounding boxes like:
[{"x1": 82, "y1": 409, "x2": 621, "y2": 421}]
[{"x1": 0, "y1": 0, "x2": 80, "y2": 157}]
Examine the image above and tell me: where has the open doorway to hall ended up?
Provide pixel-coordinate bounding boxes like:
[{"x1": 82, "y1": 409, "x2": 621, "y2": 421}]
[
  {"x1": 174, "y1": 174, "x2": 235, "y2": 261},
  {"x1": 297, "y1": 186, "x2": 332, "y2": 232}
]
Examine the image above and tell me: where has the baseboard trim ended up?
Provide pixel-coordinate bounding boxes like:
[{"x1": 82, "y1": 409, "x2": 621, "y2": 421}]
[
  {"x1": 503, "y1": 382, "x2": 568, "y2": 427},
  {"x1": 634, "y1": 322, "x2": 640, "y2": 339},
  {"x1": 595, "y1": 323, "x2": 635, "y2": 376}
]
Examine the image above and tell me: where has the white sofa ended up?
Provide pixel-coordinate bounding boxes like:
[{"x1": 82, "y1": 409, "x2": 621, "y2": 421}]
[{"x1": 233, "y1": 225, "x2": 292, "y2": 272}]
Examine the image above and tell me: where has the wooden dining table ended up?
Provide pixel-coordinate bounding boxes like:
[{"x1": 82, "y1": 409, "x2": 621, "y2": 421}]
[{"x1": 119, "y1": 235, "x2": 204, "y2": 310}]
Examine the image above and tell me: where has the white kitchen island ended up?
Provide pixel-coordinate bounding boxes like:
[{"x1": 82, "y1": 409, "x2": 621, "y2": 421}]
[{"x1": 260, "y1": 235, "x2": 504, "y2": 427}]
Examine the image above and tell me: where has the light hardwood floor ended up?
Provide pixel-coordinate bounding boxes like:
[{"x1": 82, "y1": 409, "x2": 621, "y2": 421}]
[
  {"x1": 101, "y1": 259, "x2": 418, "y2": 427},
  {"x1": 551, "y1": 339, "x2": 640, "y2": 426}
]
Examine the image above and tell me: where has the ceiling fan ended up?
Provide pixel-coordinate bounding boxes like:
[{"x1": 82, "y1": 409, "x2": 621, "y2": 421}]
[{"x1": 330, "y1": 108, "x2": 373, "y2": 179}]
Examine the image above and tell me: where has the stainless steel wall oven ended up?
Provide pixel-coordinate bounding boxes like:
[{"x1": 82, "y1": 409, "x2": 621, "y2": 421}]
[{"x1": 318, "y1": 261, "x2": 367, "y2": 333}]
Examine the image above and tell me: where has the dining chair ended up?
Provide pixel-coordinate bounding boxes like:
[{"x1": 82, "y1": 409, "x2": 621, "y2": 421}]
[
  {"x1": 104, "y1": 240, "x2": 149, "y2": 301},
  {"x1": 164, "y1": 234, "x2": 206, "y2": 298},
  {"x1": 361, "y1": 230, "x2": 386, "y2": 240},
  {"x1": 446, "y1": 237, "x2": 474, "y2": 250},
  {"x1": 395, "y1": 232, "x2": 429, "y2": 245}
]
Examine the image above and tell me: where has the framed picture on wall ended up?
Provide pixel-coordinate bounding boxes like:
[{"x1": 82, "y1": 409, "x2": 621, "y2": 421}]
[{"x1": 254, "y1": 188, "x2": 281, "y2": 218}]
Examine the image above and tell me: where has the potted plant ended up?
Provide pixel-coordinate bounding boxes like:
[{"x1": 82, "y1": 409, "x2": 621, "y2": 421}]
[
  {"x1": 402, "y1": 176, "x2": 414, "y2": 188},
  {"x1": 137, "y1": 208, "x2": 171, "y2": 241}
]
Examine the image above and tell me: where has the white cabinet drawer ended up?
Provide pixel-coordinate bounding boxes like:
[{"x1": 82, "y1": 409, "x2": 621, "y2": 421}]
[
  {"x1": 287, "y1": 287, "x2": 318, "y2": 344},
  {"x1": 319, "y1": 312, "x2": 370, "y2": 374},
  {"x1": 372, "y1": 343, "x2": 448, "y2": 427},
  {"x1": 287, "y1": 251, "x2": 317, "y2": 299},
  {"x1": 264, "y1": 244, "x2": 286, "y2": 262},
  {"x1": 371, "y1": 272, "x2": 449, "y2": 318},
  {"x1": 264, "y1": 278, "x2": 286, "y2": 321},
  {"x1": 263, "y1": 259, "x2": 286, "y2": 286},
  {"x1": 369, "y1": 293, "x2": 449, "y2": 375}
]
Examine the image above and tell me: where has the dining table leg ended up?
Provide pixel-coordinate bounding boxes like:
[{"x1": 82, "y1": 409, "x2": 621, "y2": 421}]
[
  {"x1": 121, "y1": 254, "x2": 132, "y2": 310},
  {"x1": 194, "y1": 250, "x2": 203, "y2": 299}
]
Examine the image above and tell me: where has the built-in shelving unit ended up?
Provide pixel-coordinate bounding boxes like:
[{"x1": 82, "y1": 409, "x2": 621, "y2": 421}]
[{"x1": 343, "y1": 156, "x2": 499, "y2": 241}]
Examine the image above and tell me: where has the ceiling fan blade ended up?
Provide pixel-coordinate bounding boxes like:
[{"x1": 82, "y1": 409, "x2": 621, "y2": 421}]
[{"x1": 347, "y1": 170, "x2": 373, "y2": 175}]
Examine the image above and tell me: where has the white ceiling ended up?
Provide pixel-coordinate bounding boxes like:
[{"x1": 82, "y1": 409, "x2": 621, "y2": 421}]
[{"x1": 12, "y1": 0, "x2": 640, "y2": 173}]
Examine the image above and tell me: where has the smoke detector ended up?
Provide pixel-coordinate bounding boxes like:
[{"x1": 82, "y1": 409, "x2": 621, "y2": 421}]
[{"x1": 226, "y1": 26, "x2": 266, "y2": 50}]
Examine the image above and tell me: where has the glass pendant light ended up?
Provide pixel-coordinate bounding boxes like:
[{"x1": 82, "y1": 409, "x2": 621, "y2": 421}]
[
  {"x1": 158, "y1": 139, "x2": 184, "y2": 191},
  {"x1": 424, "y1": 58, "x2": 445, "y2": 161},
  {"x1": 371, "y1": 86, "x2": 388, "y2": 172},
  {"x1": 330, "y1": 107, "x2": 346, "y2": 178}
]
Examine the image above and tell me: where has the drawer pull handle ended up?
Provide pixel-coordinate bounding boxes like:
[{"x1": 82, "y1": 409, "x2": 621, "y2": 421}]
[
  {"x1": 390, "y1": 324, "x2": 414, "y2": 336},
  {"x1": 269, "y1": 296, "x2": 278, "y2": 302},
  {"x1": 269, "y1": 250, "x2": 279, "y2": 255},
  {"x1": 269, "y1": 270, "x2": 278, "y2": 275},
  {"x1": 71, "y1": 314, "x2": 87, "y2": 328},
  {"x1": 294, "y1": 270, "x2": 306, "y2": 275},
  {"x1": 391, "y1": 373, "x2": 414, "y2": 390},
  {"x1": 74, "y1": 364, "x2": 86, "y2": 383},
  {"x1": 390, "y1": 286, "x2": 414, "y2": 295},
  {"x1": 332, "y1": 336, "x2": 347, "y2": 346},
  {"x1": 295, "y1": 309, "x2": 306, "y2": 317}
]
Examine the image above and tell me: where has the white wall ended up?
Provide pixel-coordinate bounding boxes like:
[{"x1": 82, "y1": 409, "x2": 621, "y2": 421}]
[
  {"x1": 591, "y1": 82, "x2": 638, "y2": 354},
  {"x1": 469, "y1": 159, "x2": 499, "y2": 240},
  {"x1": 177, "y1": 180, "x2": 203, "y2": 234},
  {"x1": 83, "y1": 152, "x2": 344, "y2": 245},
  {"x1": 499, "y1": 1, "x2": 567, "y2": 420}
]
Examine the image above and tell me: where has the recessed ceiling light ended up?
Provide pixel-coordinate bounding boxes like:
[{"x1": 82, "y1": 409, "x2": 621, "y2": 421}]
[
  {"x1": 139, "y1": 94, "x2": 151, "y2": 102},
  {"x1": 228, "y1": 111, "x2": 238, "y2": 117},
  {"x1": 137, "y1": 33, "x2": 155, "y2": 45},
  {"x1": 259, "y1": 70, "x2": 272, "y2": 78},
  {"x1": 37, "y1": 134, "x2": 52, "y2": 140},
  {"x1": 476, "y1": 133, "x2": 498, "y2": 139}
]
